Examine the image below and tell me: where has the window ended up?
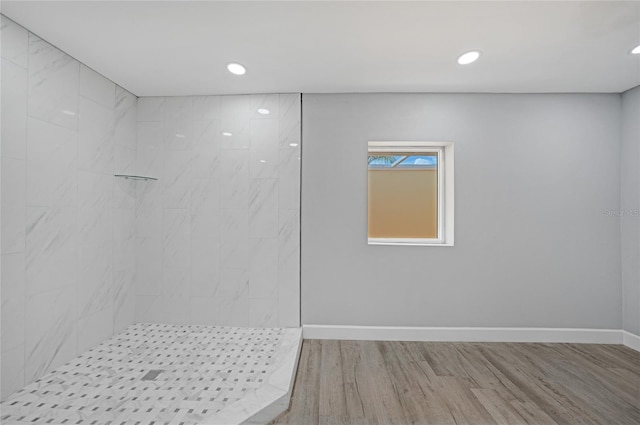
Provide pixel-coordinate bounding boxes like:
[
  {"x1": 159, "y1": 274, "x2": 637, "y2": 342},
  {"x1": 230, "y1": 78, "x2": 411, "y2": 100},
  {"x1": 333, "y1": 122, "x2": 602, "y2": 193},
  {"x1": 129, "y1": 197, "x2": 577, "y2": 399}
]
[{"x1": 368, "y1": 141, "x2": 454, "y2": 246}]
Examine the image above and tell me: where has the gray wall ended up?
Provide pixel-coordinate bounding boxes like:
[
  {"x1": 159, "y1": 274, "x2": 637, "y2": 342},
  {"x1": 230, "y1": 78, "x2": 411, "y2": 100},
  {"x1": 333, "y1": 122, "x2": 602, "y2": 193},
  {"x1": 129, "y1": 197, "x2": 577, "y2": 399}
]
[
  {"x1": 1, "y1": 16, "x2": 137, "y2": 399},
  {"x1": 621, "y1": 86, "x2": 640, "y2": 335},
  {"x1": 302, "y1": 93, "x2": 622, "y2": 329}
]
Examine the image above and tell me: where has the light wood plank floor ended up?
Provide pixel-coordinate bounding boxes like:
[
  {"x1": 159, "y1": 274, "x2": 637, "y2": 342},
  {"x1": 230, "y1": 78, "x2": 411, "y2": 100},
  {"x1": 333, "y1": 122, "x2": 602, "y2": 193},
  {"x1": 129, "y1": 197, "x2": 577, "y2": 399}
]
[{"x1": 270, "y1": 340, "x2": 640, "y2": 425}]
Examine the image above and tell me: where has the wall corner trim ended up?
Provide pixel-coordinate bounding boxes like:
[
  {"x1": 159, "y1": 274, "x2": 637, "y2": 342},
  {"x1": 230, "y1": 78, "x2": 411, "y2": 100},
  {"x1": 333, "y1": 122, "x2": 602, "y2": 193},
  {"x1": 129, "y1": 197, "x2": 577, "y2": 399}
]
[
  {"x1": 623, "y1": 331, "x2": 640, "y2": 352},
  {"x1": 302, "y1": 325, "x2": 624, "y2": 345}
]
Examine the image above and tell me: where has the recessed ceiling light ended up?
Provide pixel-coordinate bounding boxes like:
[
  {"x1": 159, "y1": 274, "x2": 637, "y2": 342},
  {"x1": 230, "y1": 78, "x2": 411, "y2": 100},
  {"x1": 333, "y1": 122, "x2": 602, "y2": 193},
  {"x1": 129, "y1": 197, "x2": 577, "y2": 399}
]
[
  {"x1": 632, "y1": 44, "x2": 640, "y2": 55},
  {"x1": 259, "y1": 159, "x2": 267, "y2": 163},
  {"x1": 227, "y1": 63, "x2": 246, "y2": 75},
  {"x1": 289, "y1": 143, "x2": 299, "y2": 147},
  {"x1": 175, "y1": 133, "x2": 185, "y2": 138},
  {"x1": 257, "y1": 108, "x2": 270, "y2": 115},
  {"x1": 61, "y1": 109, "x2": 76, "y2": 116},
  {"x1": 457, "y1": 50, "x2": 481, "y2": 65},
  {"x1": 222, "y1": 132, "x2": 233, "y2": 136}
]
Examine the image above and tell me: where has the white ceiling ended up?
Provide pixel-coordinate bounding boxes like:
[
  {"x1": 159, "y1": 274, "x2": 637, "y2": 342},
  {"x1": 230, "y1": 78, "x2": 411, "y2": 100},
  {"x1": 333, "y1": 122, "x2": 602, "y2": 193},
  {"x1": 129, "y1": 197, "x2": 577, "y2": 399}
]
[{"x1": 2, "y1": 1, "x2": 640, "y2": 96}]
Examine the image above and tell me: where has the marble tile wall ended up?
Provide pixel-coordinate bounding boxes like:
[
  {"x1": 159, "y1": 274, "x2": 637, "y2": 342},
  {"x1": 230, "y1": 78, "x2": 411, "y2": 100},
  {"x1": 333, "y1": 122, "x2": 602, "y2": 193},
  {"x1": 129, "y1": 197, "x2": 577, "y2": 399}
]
[
  {"x1": 0, "y1": 15, "x2": 137, "y2": 400},
  {"x1": 135, "y1": 94, "x2": 301, "y2": 328}
]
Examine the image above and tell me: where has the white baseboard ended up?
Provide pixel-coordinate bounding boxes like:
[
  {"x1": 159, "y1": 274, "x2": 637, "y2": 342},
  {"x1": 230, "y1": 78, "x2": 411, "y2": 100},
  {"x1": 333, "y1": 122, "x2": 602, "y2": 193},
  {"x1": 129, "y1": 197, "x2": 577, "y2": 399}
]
[
  {"x1": 623, "y1": 331, "x2": 640, "y2": 352},
  {"x1": 303, "y1": 325, "x2": 623, "y2": 344}
]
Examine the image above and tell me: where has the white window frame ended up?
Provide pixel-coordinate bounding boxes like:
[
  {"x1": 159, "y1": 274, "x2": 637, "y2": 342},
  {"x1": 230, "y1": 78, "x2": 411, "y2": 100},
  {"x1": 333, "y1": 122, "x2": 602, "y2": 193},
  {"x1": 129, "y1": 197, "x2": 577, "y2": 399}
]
[{"x1": 368, "y1": 141, "x2": 454, "y2": 247}]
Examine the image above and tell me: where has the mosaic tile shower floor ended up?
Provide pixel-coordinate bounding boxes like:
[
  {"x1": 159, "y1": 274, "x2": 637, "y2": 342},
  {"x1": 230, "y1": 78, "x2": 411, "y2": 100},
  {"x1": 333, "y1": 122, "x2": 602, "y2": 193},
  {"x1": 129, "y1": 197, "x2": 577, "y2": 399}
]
[{"x1": 0, "y1": 324, "x2": 290, "y2": 425}]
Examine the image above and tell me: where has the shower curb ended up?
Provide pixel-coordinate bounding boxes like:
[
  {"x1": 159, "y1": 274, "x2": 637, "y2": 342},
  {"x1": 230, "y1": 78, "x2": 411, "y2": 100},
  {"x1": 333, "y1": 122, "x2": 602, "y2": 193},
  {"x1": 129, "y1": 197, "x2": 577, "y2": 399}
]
[{"x1": 205, "y1": 328, "x2": 303, "y2": 425}]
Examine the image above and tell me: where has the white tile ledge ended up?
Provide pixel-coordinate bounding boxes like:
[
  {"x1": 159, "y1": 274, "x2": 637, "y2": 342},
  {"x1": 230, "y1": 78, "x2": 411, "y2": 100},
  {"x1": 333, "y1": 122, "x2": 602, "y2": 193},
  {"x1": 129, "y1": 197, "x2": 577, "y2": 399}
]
[{"x1": 204, "y1": 327, "x2": 303, "y2": 425}]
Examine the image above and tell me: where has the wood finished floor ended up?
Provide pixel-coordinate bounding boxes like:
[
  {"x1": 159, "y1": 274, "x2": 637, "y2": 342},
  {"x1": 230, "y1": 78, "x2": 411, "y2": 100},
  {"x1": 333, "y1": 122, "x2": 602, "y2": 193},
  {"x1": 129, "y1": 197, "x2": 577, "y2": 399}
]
[{"x1": 270, "y1": 340, "x2": 640, "y2": 425}]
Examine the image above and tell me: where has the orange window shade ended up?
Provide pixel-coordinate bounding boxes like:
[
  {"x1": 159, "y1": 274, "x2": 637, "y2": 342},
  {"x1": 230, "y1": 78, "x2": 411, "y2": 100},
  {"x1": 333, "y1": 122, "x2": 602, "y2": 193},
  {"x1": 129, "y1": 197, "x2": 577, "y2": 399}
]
[{"x1": 368, "y1": 168, "x2": 438, "y2": 239}]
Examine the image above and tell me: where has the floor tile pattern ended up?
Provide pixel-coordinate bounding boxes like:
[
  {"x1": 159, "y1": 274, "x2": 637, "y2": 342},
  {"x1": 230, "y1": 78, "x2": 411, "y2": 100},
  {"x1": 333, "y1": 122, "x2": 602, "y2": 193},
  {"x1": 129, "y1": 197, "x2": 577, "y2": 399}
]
[{"x1": 1, "y1": 323, "x2": 285, "y2": 425}]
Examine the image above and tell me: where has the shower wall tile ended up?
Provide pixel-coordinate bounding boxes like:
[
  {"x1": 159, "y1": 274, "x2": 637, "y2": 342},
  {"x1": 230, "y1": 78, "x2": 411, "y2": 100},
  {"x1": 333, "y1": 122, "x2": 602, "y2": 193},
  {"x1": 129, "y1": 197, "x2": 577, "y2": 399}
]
[
  {"x1": 218, "y1": 268, "x2": 249, "y2": 326},
  {"x1": 222, "y1": 95, "x2": 253, "y2": 122},
  {"x1": 113, "y1": 209, "x2": 136, "y2": 270},
  {"x1": 1, "y1": 15, "x2": 28, "y2": 67},
  {"x1": 279, "y1": 146, "x2": 301, "y2": 210},
  {"x1": 113, "y1": 245, "x2": 135, "y2": 330},
  {"x1": 221, "y1": 208, "x2": 249, "y2": 269},
  {"x1": 279, "y1": 94, "x2": 301, "y2": 148},
  {"x1": 249, "y1": 298, "x2": 278, "y2": 328},
  {"x1": 164, "y1": 98, "x2": 193, "y2": 151},
  {"x1": 136, "y1": 181, "x2": 163, "y2": 237},
  {"x1": 162, "y1": 267, "x2": 190, "y2": 297},
  {"x1": 0, "y1": 33, "x2": 29, "y2": 382},
  {"x1": 134, "y1": 295, "x2": 154, "y2": 322},
  {"x1": 1, "y1": 253, "x2": 25, "y2": 351},
  {"x1": 26, "y1": 117, "x2": 77, "y2": 207},
  {"x1": 1, "y1": 59, "x2": 27, "y2": 160},
  {"x1": 113, "y1": 269, "x2": 135, "y2": 332},
  {"x1": 115, "y1": 88, "x2": 137, "y2": 146},
  {"x1": 79, "y1": 64, "x2": 115, "y2": 109},
  {"x1": 191, "y1": 210, "x2": 222, "y2": 242},
  {"x1": 78, "y1": 171, "x2": 113, "y2": 245},
  {"x1": 28, "y1": 34, "x2": 79, "y2": 130},
  {"x1": 221, "y1": 96, "x2": 251, "y2": 149},
  {"x1": 193, "y1": 96, "x2": 221, "y2": 122},
  {"x1": 250, "y1": 119, "x2": 278, "y2": 178},
  {"x1": 1, "y1": 344, "x2": 25, "y2": 400},
  {"x1": 114, "y1": 176, "x2": 136, "y2": 210},
  {"x1": 191, "y1": 237, "x2": 220, "y2": 297},
  {"x1": 25, "y1": 206, "x2": 77, "y2": 296},
  {"x1": 137, "y1": 97, "x2": 164, "y2": 122},
  {"x1": 79, "y1": 171, "x2": 113, "y2": 209},
  {"x1": 249, "y1": 178, "x2": 278, "y2": 238},
  {"x1": 165, "y1": 119, "x2": 194, "y2": 151},
  {"x1": 165, "y1": 96, "x2": 193, "y2": 121},
  {"x1": 278, "y1": 208, "x2": 300, "y2": 327},
  {"x1": 25, "y1": 286, "x2": 77, "y2": 383},
  {"x1": 136, "y1": 121, "x2": 163, "y2": 178},
  {"x1": 135, "y1": 294, "x2": 189, "y2": 325},
  {"x1": 0, "y1": 16, "x2": 137, "y2": 400},
  {"x1": 251, "y1": 94, "x2": 280, "y2": 120},
  {"x1": 163, "y1": 151, "x2": 193, "y2": 208},
  {"x1": 249, "y1": 238, "x2": 278, "y2": 299},
  {"x1": 78, "y1": 98, "x2": 115, "y2": 174},
  {"x1": 136, "y1": 236, "x2": 163, "y2": 296},
  {"x1": 114, "y1": 87, "x2": 137, "y2": 174},
  {"x1": 278, "y1": 266, "x2": 300, "y2": 327},
  {"x1": 1, "y1": 157, "x2": 26, "y2": 254},
  {"x1": 115, "y1": 145, "x2": 136, "y2": 175},
  {"x1": 163, "y1": 209, "x2": 191, "y2": 268},
  {"x1": 278, "y1": 209, "x2": 300, "y2": 271},
  {"x1": 113, "y1": 172, "x2": 136, "y2": 335},
  {"x1": 77, "y1": 240, "x2": 113, "y2": 318},
  {"x1": 221, "y1": 149, "x2": 250, "y2": 208},
  {"x1": 77, "y1": 306, "x2": 114, "y2": 354},
  {"x1": 193, "y1": 121, "x2": 221, "y2": 179},
  {"x1": 190, "y1": 297, "x2": 220, "y2": 325},
  {"x1": 135, "y1": 94, "x2": 300, "y2": 327}
]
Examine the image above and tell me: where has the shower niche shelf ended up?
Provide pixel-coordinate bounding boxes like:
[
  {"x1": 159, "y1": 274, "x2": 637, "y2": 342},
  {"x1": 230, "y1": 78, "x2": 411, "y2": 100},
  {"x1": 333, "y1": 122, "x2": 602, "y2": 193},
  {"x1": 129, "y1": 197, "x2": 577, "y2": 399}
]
[{"x1": 114, "y1": 174, "x2": 158, "y2": 181}]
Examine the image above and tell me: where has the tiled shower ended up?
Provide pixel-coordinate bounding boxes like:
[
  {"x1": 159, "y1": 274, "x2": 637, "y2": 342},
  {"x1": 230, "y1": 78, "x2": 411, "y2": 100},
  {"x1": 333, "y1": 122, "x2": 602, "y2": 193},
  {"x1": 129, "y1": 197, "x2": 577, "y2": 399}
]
[
  {"x1": 0, "y1": 14, "x2": 302, "y2": 406},
  {"x1": 133, "y1": 94, "x2": 300, "y2": 328}
]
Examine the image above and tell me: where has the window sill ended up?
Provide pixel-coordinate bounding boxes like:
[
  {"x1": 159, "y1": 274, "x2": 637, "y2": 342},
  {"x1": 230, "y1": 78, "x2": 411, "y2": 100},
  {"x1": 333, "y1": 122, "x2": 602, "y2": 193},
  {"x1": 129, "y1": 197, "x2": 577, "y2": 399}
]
[{"x1": 368, "y1": 239, "x2": 454, "y2": 247}]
